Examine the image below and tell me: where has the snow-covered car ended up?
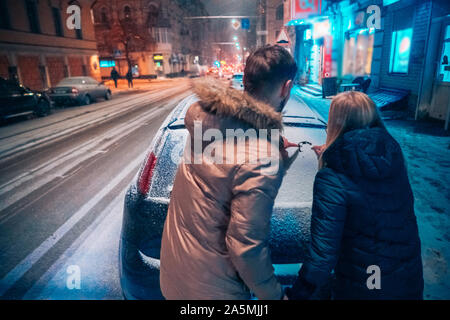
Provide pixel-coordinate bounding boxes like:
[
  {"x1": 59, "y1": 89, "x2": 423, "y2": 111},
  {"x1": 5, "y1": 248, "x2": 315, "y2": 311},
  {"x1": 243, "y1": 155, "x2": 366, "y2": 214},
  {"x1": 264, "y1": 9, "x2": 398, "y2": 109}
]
[
  {"x1": 230, "y1": 72, "x2": 244, "y2": 90},
  {"x1": 48, "y1": 76, "x2": 112, "y2": 106},
  {"x1": 119, "y1": 94, "x2": 327, "y2": 299}
]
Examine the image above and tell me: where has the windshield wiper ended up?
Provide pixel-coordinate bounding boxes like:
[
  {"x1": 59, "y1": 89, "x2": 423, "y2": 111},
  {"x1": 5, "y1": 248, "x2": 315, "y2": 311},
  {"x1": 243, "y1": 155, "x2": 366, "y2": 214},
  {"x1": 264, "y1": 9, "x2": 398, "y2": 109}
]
[{"x1": 283, "y1": 114, "x2": 326, "y2": 123}]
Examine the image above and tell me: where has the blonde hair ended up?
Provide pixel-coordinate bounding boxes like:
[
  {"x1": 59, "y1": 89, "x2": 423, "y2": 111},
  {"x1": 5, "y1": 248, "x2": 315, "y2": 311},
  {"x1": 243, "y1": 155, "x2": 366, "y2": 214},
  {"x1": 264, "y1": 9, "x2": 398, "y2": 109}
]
[{"x1": 320, "y1": 91, "x2": 385, "y2": 169}]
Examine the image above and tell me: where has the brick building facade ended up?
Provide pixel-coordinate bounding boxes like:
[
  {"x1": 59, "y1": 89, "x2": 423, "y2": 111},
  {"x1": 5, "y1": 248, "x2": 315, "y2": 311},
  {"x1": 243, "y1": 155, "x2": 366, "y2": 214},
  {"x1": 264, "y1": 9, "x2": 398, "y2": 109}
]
[
  {"x1": 91, "y1": 0, "x2": 213, "y2": 78},
  {"x1": 0, "y1": 0, "x2": 101, "y2": 91},
  {"x1": 266, "y1": 0, "x2": 286, "y2": 45}
]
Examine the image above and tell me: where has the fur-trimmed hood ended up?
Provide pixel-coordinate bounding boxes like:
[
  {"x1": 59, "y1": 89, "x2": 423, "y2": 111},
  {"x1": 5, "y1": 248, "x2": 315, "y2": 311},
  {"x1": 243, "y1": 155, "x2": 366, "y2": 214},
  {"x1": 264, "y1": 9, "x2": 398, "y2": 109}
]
[{"x1": 191, "y1": 78, "x2": 283, "y2": 130}]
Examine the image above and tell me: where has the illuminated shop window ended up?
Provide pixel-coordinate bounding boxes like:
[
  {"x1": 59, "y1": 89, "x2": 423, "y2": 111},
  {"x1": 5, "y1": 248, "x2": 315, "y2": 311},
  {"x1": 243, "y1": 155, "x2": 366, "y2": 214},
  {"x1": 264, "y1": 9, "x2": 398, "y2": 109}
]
[
  {"x1": 343, "y1": 29, "x2": 374, "y2": 76},
  {"x1": 389, "y1": 28, "x2": 413, "y2": 74},
  {"x1": 99, "y1": 60, "x2": 116, "y2": 68},
  {"x1": 437, "y1": 25, "x2": 450, "y2": 82}
]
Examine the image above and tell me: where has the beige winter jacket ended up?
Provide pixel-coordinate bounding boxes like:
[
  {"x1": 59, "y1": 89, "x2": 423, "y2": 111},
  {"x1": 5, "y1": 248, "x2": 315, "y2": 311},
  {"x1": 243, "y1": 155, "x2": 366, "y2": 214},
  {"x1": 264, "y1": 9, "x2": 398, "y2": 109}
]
[{"x1": 160, "y1": 78, "x2": 285, "y2": 300}]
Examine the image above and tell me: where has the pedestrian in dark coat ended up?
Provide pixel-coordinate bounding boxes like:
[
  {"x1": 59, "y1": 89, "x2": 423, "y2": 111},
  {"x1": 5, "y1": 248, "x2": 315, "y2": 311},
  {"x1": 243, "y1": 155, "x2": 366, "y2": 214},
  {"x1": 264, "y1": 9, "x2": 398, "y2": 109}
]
[
  {"x1": 126, "y1": 69, "x2": 133, "y2": 88},
  {"x1": 287, "y1": 91, "x2": 423, "y2": 300},
  {"x1": 110, "y1": 67, "x2": 119, "y2": 88}
]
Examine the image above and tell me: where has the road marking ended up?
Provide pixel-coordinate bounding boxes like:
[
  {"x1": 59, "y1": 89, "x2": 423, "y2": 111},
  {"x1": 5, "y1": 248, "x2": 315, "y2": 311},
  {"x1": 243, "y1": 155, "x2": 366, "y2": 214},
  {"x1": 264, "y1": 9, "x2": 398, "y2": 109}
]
[
  {"x1": 22, "y1": 188, "x2": 126, "y2": 299},
  {"x1": 0, "y1": 150, "x2": 146, "y2": 297},
  {"x1": 0, "y1": 85, "x2": 189, "y2": 159},
  {"x1": 0, "y1": 93, "x2": 187, "y2": 217},
  {"x1": 0, "y1": 82, "x2": 184, "y2": 141}
]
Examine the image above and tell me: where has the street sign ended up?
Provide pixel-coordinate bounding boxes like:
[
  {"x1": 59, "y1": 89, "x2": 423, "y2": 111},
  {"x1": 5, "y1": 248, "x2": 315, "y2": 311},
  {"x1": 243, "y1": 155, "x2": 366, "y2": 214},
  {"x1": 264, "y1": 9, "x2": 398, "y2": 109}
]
[
  {"x1": 232, "y1": 19, "x2": 241, "y2": 30},
  {"x1": 276, "y1": 28, "x2": 290, "y2": 45},
  {"x1": 291, "y1": 0, "x2": 322, "y2": 20},
  {"x1": 153, "y1": 54, "x2": 164, "y2": 61},
  {"x1": 241, "y1": 18, "x2": 250, "y2": 30}
]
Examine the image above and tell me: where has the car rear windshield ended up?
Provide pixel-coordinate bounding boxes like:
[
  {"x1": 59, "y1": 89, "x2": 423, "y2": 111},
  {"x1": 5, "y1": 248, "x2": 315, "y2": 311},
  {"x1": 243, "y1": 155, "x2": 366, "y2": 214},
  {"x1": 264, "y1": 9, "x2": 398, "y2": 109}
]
[{"x1": 149, "y1": 129, "x2": 188, "y2": 199}]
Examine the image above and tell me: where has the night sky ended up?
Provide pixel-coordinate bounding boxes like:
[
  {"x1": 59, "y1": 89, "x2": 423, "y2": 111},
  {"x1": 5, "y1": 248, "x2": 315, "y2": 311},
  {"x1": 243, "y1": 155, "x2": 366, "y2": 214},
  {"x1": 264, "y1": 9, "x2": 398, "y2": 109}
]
[{"x1": 202, "y1": 0, "x2": 257, "y2": 16}]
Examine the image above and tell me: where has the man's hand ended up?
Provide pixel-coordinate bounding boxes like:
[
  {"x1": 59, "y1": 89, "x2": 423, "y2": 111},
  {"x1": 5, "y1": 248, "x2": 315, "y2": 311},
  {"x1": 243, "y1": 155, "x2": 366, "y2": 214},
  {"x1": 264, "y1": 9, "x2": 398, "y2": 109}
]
[{"x1": 282, "y1": 136, "x2": 299, "y2": 149}]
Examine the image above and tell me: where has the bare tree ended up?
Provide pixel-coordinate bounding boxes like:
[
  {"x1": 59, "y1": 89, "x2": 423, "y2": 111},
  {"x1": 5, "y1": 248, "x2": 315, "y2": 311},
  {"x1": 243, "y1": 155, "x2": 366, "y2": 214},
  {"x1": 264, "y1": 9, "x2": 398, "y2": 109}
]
[{"x1": 92, "y1": 1, "x2": 154, "y2": 72}]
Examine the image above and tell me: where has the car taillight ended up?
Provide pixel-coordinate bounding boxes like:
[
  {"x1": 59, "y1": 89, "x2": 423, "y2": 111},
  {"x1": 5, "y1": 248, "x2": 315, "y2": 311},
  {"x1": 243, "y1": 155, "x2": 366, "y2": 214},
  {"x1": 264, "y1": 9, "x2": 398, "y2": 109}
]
[
  {"x1": 71, "y1": 88, "x2": 79, "y2": 94},
  {"x1": 137, "y1": 152, "x2": 157, "y2": 195}
]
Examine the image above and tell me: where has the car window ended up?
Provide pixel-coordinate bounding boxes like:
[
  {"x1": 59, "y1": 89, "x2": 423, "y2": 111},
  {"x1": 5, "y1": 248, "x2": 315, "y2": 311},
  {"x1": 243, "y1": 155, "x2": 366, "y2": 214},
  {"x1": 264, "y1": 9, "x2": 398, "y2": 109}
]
[
  {"x1": 233, "y1": 74, "x2": 243, "y2": 80},
  {"x1": 57, "y1": 78, "x2": 82, "y2": 86},
  {"x1": 5, "y1": 82, "x2": 24, "y2": 94},
  {"x1": 0, "y1": 81, "x2": 7, "y2": 95}
]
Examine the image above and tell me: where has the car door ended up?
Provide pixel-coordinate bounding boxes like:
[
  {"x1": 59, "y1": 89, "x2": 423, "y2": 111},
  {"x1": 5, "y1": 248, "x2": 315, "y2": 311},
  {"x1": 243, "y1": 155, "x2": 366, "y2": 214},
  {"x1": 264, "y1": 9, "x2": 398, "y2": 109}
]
[
  {"x1": 94, "y1": 79, "x2": 106, "y2": 98},
  {"x1": 88, "y1": 78, "x2": 102, "y2": 98},
  {"x1": 0, "y1": 80, "x2": 12, "y2": 118},
  {"x1": 4, "y1": 82, "x2": 34, "y2": 115}
]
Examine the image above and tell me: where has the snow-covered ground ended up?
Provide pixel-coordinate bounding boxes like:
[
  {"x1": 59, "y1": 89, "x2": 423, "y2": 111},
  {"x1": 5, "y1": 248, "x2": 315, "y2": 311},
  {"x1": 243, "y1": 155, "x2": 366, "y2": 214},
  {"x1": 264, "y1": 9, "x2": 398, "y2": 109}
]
[
  {"x1": 294, "y1": 88, "x2": 450, "y2": 299},
  {"x1": 388, "y1": 120, "x2": 450, "y2": 299}
]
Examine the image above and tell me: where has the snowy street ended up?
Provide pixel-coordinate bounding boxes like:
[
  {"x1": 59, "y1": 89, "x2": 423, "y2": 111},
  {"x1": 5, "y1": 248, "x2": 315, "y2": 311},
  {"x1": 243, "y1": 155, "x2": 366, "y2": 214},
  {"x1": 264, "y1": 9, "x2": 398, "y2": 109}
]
[
  {"x1": 0, "y1": 79, "x2": 191, "y2": 299},
  {"x1": 0, "y1": 79, "x2": 448, "y2": 300}
]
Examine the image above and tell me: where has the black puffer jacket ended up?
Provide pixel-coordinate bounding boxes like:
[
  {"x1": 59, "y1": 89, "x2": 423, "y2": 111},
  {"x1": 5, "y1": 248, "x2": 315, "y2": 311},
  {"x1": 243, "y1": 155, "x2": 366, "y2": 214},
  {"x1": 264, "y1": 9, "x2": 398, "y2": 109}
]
[{"x1": 288, "y1": 127, "x2": 423, "y2": 300}]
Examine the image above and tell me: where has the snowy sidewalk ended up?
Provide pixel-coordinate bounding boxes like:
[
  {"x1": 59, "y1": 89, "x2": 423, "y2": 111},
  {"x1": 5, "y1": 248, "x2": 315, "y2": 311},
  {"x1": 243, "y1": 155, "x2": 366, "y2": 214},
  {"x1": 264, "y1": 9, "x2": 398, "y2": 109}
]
[
  {"x1": 103, "y1": 78, "x2": 182, "y2": 95},
  {"x1": 292, "y1": 88, "x2": 450, "y2": 299}
]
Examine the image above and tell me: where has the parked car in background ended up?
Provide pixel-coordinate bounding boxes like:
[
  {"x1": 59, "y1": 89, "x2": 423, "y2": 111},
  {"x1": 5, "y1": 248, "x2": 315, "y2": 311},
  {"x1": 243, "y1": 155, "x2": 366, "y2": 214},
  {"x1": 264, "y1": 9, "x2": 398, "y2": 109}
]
[
  {"x1": 0, "y1": 77, "x2": 52, "y2": 122},
  {"x1": 230, "y1": 72, "x2": 244, "y2": 90},
  {"x1": 48, "y1": 76, "x2": 112, "y2": 106},
  {"x1": 119, "y1": 94, "x2": 327, "y2": 299}
]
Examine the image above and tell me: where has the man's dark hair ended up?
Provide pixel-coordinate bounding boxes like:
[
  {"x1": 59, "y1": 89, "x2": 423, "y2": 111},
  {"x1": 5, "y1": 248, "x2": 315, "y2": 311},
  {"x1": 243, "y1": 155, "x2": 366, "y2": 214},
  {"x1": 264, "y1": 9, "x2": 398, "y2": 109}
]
[{"x1": 244, "y1": 45, "x2": 297, "y2": 97}]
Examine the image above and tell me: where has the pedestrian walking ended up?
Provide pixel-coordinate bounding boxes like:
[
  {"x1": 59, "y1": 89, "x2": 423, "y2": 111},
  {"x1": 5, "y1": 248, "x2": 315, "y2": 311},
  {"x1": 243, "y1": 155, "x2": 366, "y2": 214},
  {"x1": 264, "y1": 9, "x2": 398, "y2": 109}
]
[
  {"x1": 110, "y1": 67, "x2": 119, "y2": 88},
  {"x1": 126, "y1": 69, "x2": 133, "y2": 88}
]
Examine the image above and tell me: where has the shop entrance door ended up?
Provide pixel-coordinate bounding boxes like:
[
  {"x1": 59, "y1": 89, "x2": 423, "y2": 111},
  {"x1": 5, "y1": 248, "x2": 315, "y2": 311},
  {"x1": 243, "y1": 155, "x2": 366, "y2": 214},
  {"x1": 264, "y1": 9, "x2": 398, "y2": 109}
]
[
  {"x1": 308, "y1": 42, "x2": 322, "y2": 84},
  {"x1": 430, "y1": 18, "x2": 450, "y2": 129}
]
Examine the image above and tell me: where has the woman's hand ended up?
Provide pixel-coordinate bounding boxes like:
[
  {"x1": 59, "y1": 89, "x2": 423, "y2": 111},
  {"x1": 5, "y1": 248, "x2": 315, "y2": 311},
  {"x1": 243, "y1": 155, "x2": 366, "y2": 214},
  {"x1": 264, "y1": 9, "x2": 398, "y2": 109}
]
[{"x1": 312, "y1": 145, "x2": 326, "y2": 159}]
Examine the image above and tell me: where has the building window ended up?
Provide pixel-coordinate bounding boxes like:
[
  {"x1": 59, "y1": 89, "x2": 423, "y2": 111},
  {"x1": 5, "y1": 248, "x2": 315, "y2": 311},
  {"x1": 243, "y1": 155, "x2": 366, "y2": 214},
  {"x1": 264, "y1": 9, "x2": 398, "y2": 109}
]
[
  {"x1": 0, "y1": 0, "x2": 11, "y2": 29},
  {"x1": 151, "y1": 28, "x2": 170, "y2": 43},
  {"x1": 343, "y1": 29, "x2": 374, "y2": 76},
  {"x1": 276, "y1": 4, "x2": 283, "y2": 21},
  {"x1": 25, "y1": 0, "x2": 41, "y2": 33},
  {"x1": 389, "y1": 28, "x2": 413, "y2": 74},
  {"x1": 52, "y1": 7, "x2": 63, "y2": 36},
  {"x1": 95, "y1": 6, "x2": 108, "y2": 23},
  {"x1": 437, "y1": 25, "x2": 450, "y2": 82},
  {"x1": 100, "y1": 7, "x2": 108, "y2": 23},
  {"x1": 148, "y1": 3, "x2": 159, "y2": 27},
  {"x1": 124, "y1": 5, "x2": 132, "y2": 19}
]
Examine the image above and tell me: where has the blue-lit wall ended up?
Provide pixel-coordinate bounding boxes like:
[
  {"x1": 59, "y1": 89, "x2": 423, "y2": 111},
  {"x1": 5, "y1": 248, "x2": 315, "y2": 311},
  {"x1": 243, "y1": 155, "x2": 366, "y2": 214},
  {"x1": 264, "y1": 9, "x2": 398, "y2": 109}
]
[{"x1": 376, "y1": 1, "x2": 431, "y2": 93}]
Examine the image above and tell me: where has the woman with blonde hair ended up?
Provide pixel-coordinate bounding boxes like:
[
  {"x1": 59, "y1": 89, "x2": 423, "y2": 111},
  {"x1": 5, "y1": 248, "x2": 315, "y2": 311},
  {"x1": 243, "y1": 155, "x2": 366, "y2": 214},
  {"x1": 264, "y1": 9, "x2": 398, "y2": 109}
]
[{"x1": 286, "y1": 91, "x2": 423, "y2": 300}]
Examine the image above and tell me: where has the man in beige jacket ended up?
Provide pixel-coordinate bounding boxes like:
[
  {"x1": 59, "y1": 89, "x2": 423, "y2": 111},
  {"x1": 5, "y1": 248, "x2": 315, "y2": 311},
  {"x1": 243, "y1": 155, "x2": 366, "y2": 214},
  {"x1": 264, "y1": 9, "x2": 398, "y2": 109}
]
[{"x1": 160, "y1": 45, "x2": 298, "y2": 300}]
